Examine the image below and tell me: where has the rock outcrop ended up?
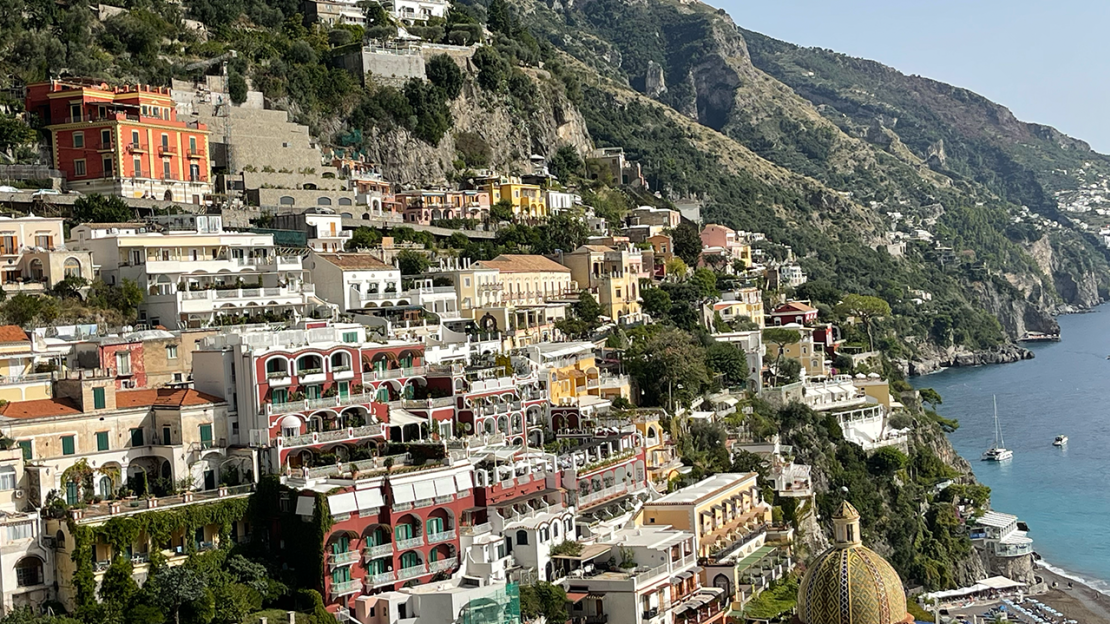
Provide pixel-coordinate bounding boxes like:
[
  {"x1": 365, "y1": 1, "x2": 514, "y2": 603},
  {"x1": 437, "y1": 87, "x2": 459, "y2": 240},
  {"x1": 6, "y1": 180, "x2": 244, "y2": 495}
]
[{"x1": 897, "y1": 344, "x2": 1034, "y2": 377}]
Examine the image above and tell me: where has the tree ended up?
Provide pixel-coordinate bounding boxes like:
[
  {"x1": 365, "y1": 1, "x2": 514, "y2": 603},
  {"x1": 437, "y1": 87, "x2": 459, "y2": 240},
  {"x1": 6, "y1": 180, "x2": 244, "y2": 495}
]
[
  {"x1": 868, "y1": 446, "x2": 909, "y2": 475},
  {"x1": 485, "y1": 0, "x2": 514, "y2": 34},
  {"x1": 0, "y1": 607, "x2": 82, "y2": 624},
  {"x1": 541, "y1": 212, "x2": 588, "y2": 253},
  {"x1": 707, "y1": 341, "x2": 747, "y2": 386},
  {"x1": 0, "y1": 115, "x2": 35, "y2": 155},
  {"x1": 99, "y1": 558, "x2": 139, "y2": 609},
  {"x1": 573, "y1": 291, "x2": 601, "y2": 324},
  {"x1": 396, "y1": 250, "x2": 431, "y2": 275},
  {"x1": 358, "y1": 0, "x2": 393, "y2": 27},
  {"x1": 627, "y1": 327, "x2": 709, "y2": 410},
  {"x1": 689, "y1": 268, "x2": 718, "y2": 300},
  {"x1": 665, "y1": 257, "x2": 688, "y2": 278},
  {"x1": 71, "y1": 194, "x2": 133, "y2": 223},
  {"x1": 549, "y1": 145, "x2": 583, "y2": 180},
  {"x1": 426, "y1": 54, "x2": 463, "y2": 100},
  {"x1": 404, "y1": 78, "x2": 451, "y2": 146},
  {"x1": 3, "y1": 293, "x2": 56, "y2": 326},
  {"x1": 641, "y1": 287, "x2": 671, "y2": 318},
  {"x1": 519, "y1": 582, "x2": 567, "y2": 624},
  {"x1": 87, "y1": 279, "x2": 144, "y2": 319},
  {"x1": 762, "y1": 327, "x2": 801, "y2": 387},
  {"x1": 489, "y1": 199, "x2": 514, "y2": 222},
  {"x1": 51, "y1": 275, "x2": 87, "y2": 299},
  {"x1": 212, "y1": 583, "x2": 262, "y2": 624},
  {"x1": 670, "y1": 221, "x2": 702, "y2": 265},
  {"x1": 346, "y1": 226, "x2": 383, "y2": 251},
  {"x1": 147, "y1": 565, "x2": 207, "y2": 624},
  {"x1": 473, "y1": 46, "x2": 509, "y2": 91},
  {"x1": 836, "y1": 294, "x2": 892, "y2": 351},
  {"x1": 919, "y1": 387, "x2": 943, "y2": 410}
]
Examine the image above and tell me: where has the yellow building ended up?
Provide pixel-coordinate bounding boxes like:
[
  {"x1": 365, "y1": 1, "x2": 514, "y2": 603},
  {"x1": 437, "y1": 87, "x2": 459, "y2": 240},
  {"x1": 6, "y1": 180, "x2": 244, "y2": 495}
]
[
  {"x1": 482, "y1": 179, "x2": 547, "y2": 219},
  {"x1": 632, "y1": 410, "x2": 682, "y2": 487},
  {"x1": 711, "y1": 287, "x2": 765, "y2": 328},
  {"x1": 0, "y1": 326, "x2": 59, "y2": 403},
  {"x1": 528, "y1": 341, "x2": 631, "y2": 407},
  {"x1": 771, "y1": 324, "x2": 829, "y2": 378},
  {"x1": 641, "y1": 472, "x2": 772, "y2": 558},
  {"x1": 559, "y1": 245, "x2": 643, "y2": 323}
]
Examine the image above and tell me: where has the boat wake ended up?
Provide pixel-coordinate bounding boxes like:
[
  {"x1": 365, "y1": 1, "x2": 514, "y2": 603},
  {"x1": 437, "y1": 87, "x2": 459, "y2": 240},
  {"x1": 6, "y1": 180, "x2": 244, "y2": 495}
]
[{"x1": 1039, "y1": 560, "x2": 1110, "y2": 597}]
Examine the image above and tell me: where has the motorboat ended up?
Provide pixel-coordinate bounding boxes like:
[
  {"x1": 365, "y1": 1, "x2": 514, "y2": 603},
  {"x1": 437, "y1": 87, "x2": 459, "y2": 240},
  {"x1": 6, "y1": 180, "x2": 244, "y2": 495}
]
[
  {"x1": 982, "y1": 396, "x2": 1014, "y2": 462},
  {"x1": 1053, "y1": 435, "x2": 1068, "y2": 447}
]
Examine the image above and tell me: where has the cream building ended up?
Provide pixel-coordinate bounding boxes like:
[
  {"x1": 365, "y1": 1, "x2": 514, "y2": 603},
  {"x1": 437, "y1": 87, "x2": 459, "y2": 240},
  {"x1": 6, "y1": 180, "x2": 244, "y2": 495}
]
[
  {"x1": 558, "y1": 245, "x2": 643, "y2": 324},
  {"x1": 0, "y1": 214, "x2": 94, "y2": 294},
  {"x1": 641, "y1": 473, "x2": 772, "y2": 559}
]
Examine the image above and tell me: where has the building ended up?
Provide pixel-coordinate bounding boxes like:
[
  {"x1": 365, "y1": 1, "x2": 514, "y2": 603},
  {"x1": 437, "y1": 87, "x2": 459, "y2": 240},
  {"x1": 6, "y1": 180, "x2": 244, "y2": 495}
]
[
  {"x1": 397, "y1": 190, "x2": 491, "y2": 225},
  {"x1": 306, "y1": 253, "x2": 403, "y2": 313},
  {"x1": 0, "y1": 447, "x2": 54, "y2": 615},
  {"x1": 26, "y1": 80, "x2": 212, "y2": 203},
  {"x1": 795, "y1": 502, "x2": 915, "y2": 624},
  {"x1": 641, "y1": 473, "x2": 772, "y2": 560},
  {"x1": 392, "y1": 0, "x2": 449, "y2": 22},
  {"x1": 71, "y1": 328, "x2": 215, "y2": 389},
  {"x1": 0, "y1": 327, "x2": 61, "y2": 403},
  {"x1": 479, "y1": 179, "x2": 547, "y2": 220},
  {"x1": 698, "y1": 225, "x2": 752, "y2": 272},
  {"x1": 526, "y1": 342, "x2": 631, "y2": 412},
  {"x1": 468, "y1": 255, "x2": 574, "y2": 348},
  {"x1": 766, "y1": 324, "x2": 827, "y2": 377},
  {"x1": 0, "y1": 215, "x2": 94, "y2": 294},
  {"x1": 272, "y1": 209, "x2": 352, "y2": 252},
  {"x1": 558, "y1": 245, "x2": 643, "y2": 324},
  {"x1": 769, "y1": 301, "x2": 818, "y2": 326},
  {"x1": 710, "y1": 288, "x2": 764, "y2": 328},
  {"x1": 971, "y1": 511, "x2": 1034, "y2": 559},
  {"x1": 588, "y1": 147, "x2": 647, "y2": 189},
  {"x1": 708, "y1": 330, "x2": 763, "y2": 391},
  {"x1": 766, "y1": 263, "x2": 806, "y2": 290},
  {"x1": 69, "y1": 218, "x2": 317, "y2": 329}
]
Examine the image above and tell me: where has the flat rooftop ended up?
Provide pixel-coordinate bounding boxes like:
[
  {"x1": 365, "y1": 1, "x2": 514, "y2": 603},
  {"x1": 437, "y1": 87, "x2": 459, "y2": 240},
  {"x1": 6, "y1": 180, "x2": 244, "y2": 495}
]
[{"x1": 648, "y1": 473, "x2": 757, "y2": 505}]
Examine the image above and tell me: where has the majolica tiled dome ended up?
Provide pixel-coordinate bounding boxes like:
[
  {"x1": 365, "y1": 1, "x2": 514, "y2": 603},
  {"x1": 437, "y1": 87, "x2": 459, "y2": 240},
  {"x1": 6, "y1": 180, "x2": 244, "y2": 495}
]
[{"x1": 796, "y1": 502, "x2": 913, "y2": 624}]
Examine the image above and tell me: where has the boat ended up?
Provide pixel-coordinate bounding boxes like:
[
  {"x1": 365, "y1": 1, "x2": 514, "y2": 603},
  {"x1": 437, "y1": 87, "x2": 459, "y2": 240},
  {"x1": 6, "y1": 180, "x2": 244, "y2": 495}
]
[
  {"x1": 982, "y1": 396, "x2": 1014, "y2": 462},
  {"x1": 1053, "y1": 435, "x2": 1068, "y2": 447}
]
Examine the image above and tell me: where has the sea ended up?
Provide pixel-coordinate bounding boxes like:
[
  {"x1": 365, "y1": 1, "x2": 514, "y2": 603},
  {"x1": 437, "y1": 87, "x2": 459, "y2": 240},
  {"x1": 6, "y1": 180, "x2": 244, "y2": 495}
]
[{"x1": 916, "y1": 305, "x2": 1110, "y2": 595}]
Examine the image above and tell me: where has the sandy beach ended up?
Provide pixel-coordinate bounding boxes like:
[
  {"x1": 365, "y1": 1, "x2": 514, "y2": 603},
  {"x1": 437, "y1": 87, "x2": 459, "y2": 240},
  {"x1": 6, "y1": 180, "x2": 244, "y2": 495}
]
[{"x1": 1034, "y1": 566, "x2": 1110, "y2": 624}]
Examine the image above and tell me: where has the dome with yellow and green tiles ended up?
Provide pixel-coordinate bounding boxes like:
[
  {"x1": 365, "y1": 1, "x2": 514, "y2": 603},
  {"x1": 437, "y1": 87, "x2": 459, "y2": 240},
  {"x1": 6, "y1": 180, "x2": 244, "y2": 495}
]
[{"x1": 796, "y1": 502, "x2": 914, "y2": 624}]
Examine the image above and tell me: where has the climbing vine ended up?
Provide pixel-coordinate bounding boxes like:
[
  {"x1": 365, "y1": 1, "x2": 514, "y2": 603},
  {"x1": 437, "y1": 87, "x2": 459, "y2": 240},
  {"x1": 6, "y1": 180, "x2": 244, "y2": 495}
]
[{"x1": 248, "y1": 475, "x2": 333, "y2": 589}]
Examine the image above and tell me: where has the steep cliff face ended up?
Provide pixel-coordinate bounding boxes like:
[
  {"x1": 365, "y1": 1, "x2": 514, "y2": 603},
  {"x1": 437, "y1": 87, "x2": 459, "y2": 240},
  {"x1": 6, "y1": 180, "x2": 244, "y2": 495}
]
[{"x1": 355, "y1": 70, "x2": 591, "y2": 187}]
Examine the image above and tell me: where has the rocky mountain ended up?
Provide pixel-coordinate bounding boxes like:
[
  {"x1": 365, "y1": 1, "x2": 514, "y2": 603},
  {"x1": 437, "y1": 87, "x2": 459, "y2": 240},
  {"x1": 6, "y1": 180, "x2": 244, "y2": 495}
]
[{"x1": 504, "y1": 0, "x2": 1110, "y2": 357}]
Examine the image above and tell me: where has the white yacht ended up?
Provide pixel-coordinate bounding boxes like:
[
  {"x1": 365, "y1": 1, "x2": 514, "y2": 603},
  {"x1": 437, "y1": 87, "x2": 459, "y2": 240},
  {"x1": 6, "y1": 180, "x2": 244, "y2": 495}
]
[
  {"x1": 982, "y1": 396, "x2": 1014, "y2": 462},
  {"x1": 1053, "y1": 435, "x2": 1068, "y2": 447}
]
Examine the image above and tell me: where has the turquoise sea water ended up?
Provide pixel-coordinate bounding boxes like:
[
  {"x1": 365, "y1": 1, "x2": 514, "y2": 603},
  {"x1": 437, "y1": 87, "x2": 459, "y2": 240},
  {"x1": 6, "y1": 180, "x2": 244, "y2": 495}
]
[{"x1": 918, "y1": 306, "x2": 1110, "y2": 592}]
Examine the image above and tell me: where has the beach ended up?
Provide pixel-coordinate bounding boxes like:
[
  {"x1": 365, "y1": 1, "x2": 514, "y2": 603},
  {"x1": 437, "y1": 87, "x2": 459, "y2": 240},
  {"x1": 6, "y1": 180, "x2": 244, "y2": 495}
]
[{"x1": 1034, "y1": 565, "x2": 1110, "y2": 624}]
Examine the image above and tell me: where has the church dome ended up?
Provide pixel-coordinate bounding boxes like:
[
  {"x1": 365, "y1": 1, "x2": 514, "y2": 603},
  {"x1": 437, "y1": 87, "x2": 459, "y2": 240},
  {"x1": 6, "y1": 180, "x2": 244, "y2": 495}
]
[{"x1": 796, "y1": 502, "x2": 913, "y2": 624}]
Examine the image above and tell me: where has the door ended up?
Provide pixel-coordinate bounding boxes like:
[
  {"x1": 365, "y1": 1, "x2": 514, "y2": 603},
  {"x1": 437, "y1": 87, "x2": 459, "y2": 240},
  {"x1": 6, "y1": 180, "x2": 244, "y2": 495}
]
[
  {"x1": 338, "y1": 381, "x2": 349, "y2": 400},
  {"x1": 203, "y1": 469, "x2": 215, "y2": 490}
]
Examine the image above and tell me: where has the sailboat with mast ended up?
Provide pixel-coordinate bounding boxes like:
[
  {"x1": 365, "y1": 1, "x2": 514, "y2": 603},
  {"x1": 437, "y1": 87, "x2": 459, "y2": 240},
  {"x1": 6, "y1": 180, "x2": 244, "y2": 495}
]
[{"x1": 982, "y1": 395, "x2": 1014, "y2": 462}]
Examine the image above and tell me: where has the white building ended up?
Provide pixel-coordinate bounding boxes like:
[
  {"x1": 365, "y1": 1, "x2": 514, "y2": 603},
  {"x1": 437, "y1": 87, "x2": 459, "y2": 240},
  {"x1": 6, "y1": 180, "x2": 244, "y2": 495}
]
[
  {"x1": 70, "y1": 218, "x2": 316, "y2": 329},
  {"x1": 305, "y1": 252, "x2": 402, "y2": 313},
  {"x1": 271, "y1": 208, "x2": 351, "y2": 253},
  {"x1": 971, "y1": 511, "x2": 1033, "y2": 558},
  {"x1": 392, "y1": 0, "x2": 449, "y2": 22},
  {"x1": 0, "y1": 448, "x2": 53, "y2": 616}
]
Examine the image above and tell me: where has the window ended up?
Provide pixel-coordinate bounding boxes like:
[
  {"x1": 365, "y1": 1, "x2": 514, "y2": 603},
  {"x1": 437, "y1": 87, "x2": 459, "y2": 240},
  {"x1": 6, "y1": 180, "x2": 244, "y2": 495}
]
[
  {"x1": 161, "y1": 133, "x2": 169, "y2": 148},
  {"x1": 0, "y1": 466, "x2": 15, "y2": 490},
  {"x1": 199, "y1": 424, "x2": 213, "y2": 448},
  {"x1": 100, "y1": 129, "x2": 111, "y2": 147},
  {"x1": 70, "y1": 105, "x2": 81, "y2": 121},
  {"x1": 73, "y1": 131, "x2": 85, "y2": 148},
  {"x1": 17, "y1": 441, "x2": 30, "y2": 461},
  {"x1": 162, "y1": 160, "x2": 171, "y2": 179},
  {"x1": 15, "y1": 557, "x2": 41, "y2": 586},
  {"x1": 163, "y1": 426, "x2": 171, "y2": 445},
  {"x1": 116, "y1": 351, "x2": 131, "y2": 375},
  {"x1": 166, "y1": 345, "x2": 178, "y2": 359},
  {"x1": 515, "y1": 529, "x2": 528, "y2": 546},
  {"x1": 74, "y1": 159, "x2": 86, "y2": 176},
  {"x1": 131, "y1": 130, "x2": 140, "y2": 146},
  {"x1": 341, "y1": 332, "x2": 358, "y2": 343},
  {"x1": 133, "y1": 156, "x2": 142, "y2": 177},
  {"x1": 189, "y1": 136, "x2": 197, "y2": 154},
  {"x1": 95, "y1": 431, "x2": 109, "y2": 451},
  {"x1": 130, "y1": 428, "x2": 144, "y2": 447},
  {"x1": 61, "y1": 436, "x2": 75, "y2": 456},
  {"x1": 102, "y1": 156, "x2": 113, "y2": 176},
  {"x1": 464, "y1": 278, "x2": 471, "y2": 287},
  {"x1": 8, "y1": 523, "x2": 31, "y2": 542}
]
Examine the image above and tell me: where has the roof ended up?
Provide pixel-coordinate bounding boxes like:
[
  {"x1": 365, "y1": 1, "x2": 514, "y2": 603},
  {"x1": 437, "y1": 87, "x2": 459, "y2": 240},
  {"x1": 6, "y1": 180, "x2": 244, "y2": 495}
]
[
  {"x1": 115, "y1": 388, "x2": 224, "y2": 408},
  {"x1": 0, "y1": 326, "x2": 29, "y2": 343},
  {"x1": 0, "y1": 397, "x2": 82, "y2": 419},
  {"x1": 648, "y1": 473, "x2": 758, "y2": 505},
  {"x1": 773, "y1": 301, "x2": 817, "y2": 314},
  {"x1": 75, "y1": 222, "x2": 150, "y2": 229},
  {"x1": 315, "y1": 253, "x2": 393, "y2": 270},
  {"x1": 975, "y1": 510, "x2": 1018, "y2": 528},
  {"x1": 574, "y1": 245, "x2": 615, "y2": 253},
  {"x1": 477, "y1": 255, "x2": 570, "y2": 273}
]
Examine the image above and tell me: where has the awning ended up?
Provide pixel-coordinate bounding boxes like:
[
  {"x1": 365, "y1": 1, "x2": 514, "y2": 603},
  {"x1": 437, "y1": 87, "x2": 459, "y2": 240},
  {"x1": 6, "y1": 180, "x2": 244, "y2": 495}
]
[
  {"x1": 388, "y1": 409, "x2": 425, "y2": 426},
  {"x1": 355, "y1": 488, "x2": 384, "y2": 511},
  {"x1": 328, "y1": 492, "x2": 357, "y2": 515},
  {"x1": 295, "y1": 496, "x2": 315, "y2": 517},
  {"x1": 677, "y1": 571, "x2": 695, "y2": 580},
  {"x1": 455, "y1": 471, "x2": 474, "y2": 491},
  {"x1": 413, "y1": 481, "x2": 436, "y2": 501},
  {"x1": 566, "y1": 592, "x2": 589, "y2": 603},
  {"x1": 551, "y1": 543, "x2": 612, "y2": 561},
  {"x1": 434, "y1": 477, "x2": 457, "y2": 497},
  {"x1": 392, "y1": 483, "x2": 416, "y2": 504}
]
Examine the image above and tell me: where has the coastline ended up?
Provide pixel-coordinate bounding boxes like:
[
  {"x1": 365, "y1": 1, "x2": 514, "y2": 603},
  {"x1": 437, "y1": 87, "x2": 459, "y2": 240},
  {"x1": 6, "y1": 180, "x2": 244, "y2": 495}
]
[{"x1": 1035, "y1": 564, "x2": 1110, "y2": 623}]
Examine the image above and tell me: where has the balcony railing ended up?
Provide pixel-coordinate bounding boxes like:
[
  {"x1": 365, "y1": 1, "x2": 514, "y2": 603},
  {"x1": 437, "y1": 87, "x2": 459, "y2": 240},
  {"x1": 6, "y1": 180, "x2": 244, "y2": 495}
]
[
  {"x1": 276, "y1": 424, "x2": 384, "y2": 448},
  {"x1": 159, "y1": 145, "x2": 177, "y2": 156},
  {"x1": 364, "y1": 543, "x2": 394, "y2": 559},
  {"x1": 330, "y1": 550, "x2": 360, "y2": 567},
  {"x1": 367, "y1": 571, "x2": 396, "y2": 587},
  {"x1": 427, "y1": 529, "x2": 456, "y2": 544},
  {"x1": 397, "y1": 563, "x2": 428, "y2": 580},
  {"x1": 364, "y1": 365, "x2": 427, "y2": 381},
  {"x1": 127, "y1": 142, "x2": 147, "y2": 153},
  {"x1": 270, "y1": 392, "x2": 379, "y2": 416},
  {"x1": 187, "y1": 147, "x2": 204, "y2": 158},
  {"x1": 396, "y1": 535, "x2": 424, "y2": 550},
  {"x1": 331, "y1": 579, "x2": 362, "y2": 597},
  {"x1": 429, "y1": 558, "x2": 457, "y2": 573}
]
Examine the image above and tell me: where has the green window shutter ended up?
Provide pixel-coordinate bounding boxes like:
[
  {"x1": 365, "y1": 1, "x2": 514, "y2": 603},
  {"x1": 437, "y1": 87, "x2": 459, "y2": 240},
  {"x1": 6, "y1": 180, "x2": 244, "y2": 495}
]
[
  {"x1": 339, "y1": 382, "x2": 349, "y2": 399},
  {"x1": 61, "y1": 436, "x2": 75, "y2": 456},
  {"x1": 430, "y1": 548, "x2": 438, "y2": 562},
  {"x1": 18, "y1": 441, "x2": 31, "y2": 461},
  {"x1": 200, "y1": 424, "x2": 213, "y2": 446},
  {"x1": 65, "y1": 481, "x2": 78, "y2": 505},
  {"x1": 95, "y1": 432, "x2": 108, "y2": 451},
  {"x1": 130, "y1": 428, "x2": 144, "y2": 447},
  {"x1": 343, "y1": 332, "x2": 357, "y2": 342},
  {"x1": 92, "y1": 387, "x2": 105, "y2": 409}
]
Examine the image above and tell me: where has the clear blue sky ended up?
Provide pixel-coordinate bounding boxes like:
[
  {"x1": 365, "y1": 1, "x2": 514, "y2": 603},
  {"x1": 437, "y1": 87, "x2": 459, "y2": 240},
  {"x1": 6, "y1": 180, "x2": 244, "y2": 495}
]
[{"x1": 718, "y1": 0, "x2": 1110, "y2": 152}]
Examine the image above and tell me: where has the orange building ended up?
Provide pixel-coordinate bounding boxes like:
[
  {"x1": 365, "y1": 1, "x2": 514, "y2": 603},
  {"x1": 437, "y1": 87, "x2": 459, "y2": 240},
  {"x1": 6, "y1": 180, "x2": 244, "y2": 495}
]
[{"x1": 25, "y1": 80, "x2": 212, "y2": 204}]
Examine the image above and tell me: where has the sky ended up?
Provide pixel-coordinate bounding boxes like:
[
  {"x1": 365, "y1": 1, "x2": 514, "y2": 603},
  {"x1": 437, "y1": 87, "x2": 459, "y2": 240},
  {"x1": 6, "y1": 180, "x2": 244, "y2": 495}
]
[{"x1": 716, "y1": 0, "x2": 1110, "y2": 153}]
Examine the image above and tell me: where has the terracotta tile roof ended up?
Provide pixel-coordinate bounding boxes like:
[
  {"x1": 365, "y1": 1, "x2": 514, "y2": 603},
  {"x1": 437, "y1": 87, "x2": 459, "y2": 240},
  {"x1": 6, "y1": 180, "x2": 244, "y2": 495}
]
[
  {"x1": 478, "y1": 255, "x2": 571, "y2": 273},
  {"x1": 116, "y1": 388, "x2": 224, "y2": 408},
  {"x1": 0, "y1": 326, "x2": 29, "y2": 343},
  {"x1": 316, "y1": 253, "x2": 393, "y2": 270},
  {"x1": 576, "y1": 245, "x2": 615, "y2": 253},
  {"x1": 0, "y1": 397, "x2": 82, "y2": 419},
  {"x1": 773, "y1": 301, "x2": 817, "y2": 314}
]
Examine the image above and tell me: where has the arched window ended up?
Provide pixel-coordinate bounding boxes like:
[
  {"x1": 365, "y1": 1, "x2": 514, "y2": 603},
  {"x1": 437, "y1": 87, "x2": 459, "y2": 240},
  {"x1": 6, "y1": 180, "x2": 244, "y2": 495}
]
[
  {"x1": 318, "y1": 197, "x2": 333, "y2": 206},
  {"x1": 98, "y1": 476, "x2": 113, "y2": 498},
  {"x1": 515, "y1": 530, "x2": 528, "y2": 546},
  {"x1": 330, "y1": 351, "x2": 350, "y2": 371},
  {"x1": 339, "y1": 198, "x2": 353, "y2": 206},
  {"x1": 15, "y1": 557, "x2": 42, "y2": 587},
  {"x1": 266, "y1": 358, "x2": 288, "y2": 377},
  {"x1": 64, "y1": 257, "x2": 81, "y2": 278},
  {"x1": 279, "y1": 196, "x2": 296, "y2": 206}
]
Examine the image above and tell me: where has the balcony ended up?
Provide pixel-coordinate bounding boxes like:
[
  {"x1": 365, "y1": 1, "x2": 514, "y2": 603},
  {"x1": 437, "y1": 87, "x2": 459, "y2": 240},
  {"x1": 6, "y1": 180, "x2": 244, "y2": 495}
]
[
  {"x1": 427, "y1": 529, "x2": 456, "y2": 544},
  {"x1": 271, "y1": 391, "x2": 380, "y2": 416},
  {"x1": 97, "y1": 141, "x2": 115, "y2": 153},
  {"x1": 397, "y1": 563, "x2": 428, "y2": 580},
  {"x1": 331, "y1": 579, "x2": 362, "y2": 597},
  {"x1": 364, "y1": 543, "x2": 394, "y2": 560},
  {"x1": 127, "y1": 142, "x2": 147, "y2": 153},
  {"x1": 429, "y1": 558, "x2": 457, "y2": 573},
  {"x1": 186, "y1": 147, "x2": 204, "y2": 159},
  {"x1": 367, "y1": 571, "x2": 396, "y2": 587},
  {"x1": 172, "y1": 285, "x2": 311, "y2": 313},
  {"x1": 396, "y1": 536, "x2": 424, "y2": 550},
  {"x1": 276, "y1": 424, "x2": 384, "y2": 448},
  {"x1": 158, "y1": 144, "x2": 177, "y2": 156},
  {"x1": 330, "y1": 550, "x2": 360, "y2": 567},
  {"x1": 365, "y1": 365, "x2": 426, "y2": 381}
]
